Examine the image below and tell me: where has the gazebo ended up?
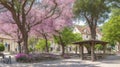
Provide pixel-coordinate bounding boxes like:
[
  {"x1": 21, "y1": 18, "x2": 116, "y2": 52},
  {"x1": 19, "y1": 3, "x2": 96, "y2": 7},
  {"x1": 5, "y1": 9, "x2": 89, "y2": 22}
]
[{"x1": 73, "y1": 40, "x2": 108, "y2": 61}]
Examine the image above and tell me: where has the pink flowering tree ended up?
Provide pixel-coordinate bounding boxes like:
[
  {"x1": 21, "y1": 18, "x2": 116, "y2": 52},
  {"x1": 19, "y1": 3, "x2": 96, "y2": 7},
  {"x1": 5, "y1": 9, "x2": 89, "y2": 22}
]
[
  {"x1": 33, "y1": 20, "x2": 54, "y2": 53},
  {"x1": 0, "y1": 22, "x2": 22, "y2": 53},
  {"x1": 0, "y1": 0, "x2": 59, "y2": 54},
  {"x1": 0, "y1": 12, "x2": 23, "y2": 53},
  {"x1": 53, "y1": 20, "x2": 73, "y2": 56},
  {"x1": 33, "y1": 0, "x2": 75, "y2": 53},
  {"x1": 34, "y1": 18, "x2": 73, "y2": 53},
  {"x1": 0, "y1": 0, "x2": 75, "y2": 54},
  {"x1": 0, "y1": 9, "x2": 57, "y2": 53}
]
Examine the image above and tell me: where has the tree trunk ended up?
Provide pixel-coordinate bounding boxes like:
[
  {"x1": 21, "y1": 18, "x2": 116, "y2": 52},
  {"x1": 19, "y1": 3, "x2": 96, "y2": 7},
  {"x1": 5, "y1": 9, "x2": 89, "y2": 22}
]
[
  {"x1": 44, "y1": 35, "x2": 49, "y2": 53},
  {"x1": 90, "y1": 25, "x2": 96, "y2": 40},
  {"x1": 22, "y1": 32, "x2": 29, "y2": 54},
  {"x1": 58, "y1": 33, "x2": 65, "y2": 56},
  {"x1": 41, "y1": 32, "x2": 49, "y2": 53},
  {"x1": 85, "y1": 45, "x2": 91, "y2": 54},
  {"x1": 84, "y1": 15, "x2": 97, "y2": 40},
  {"x1": 61, "y1": 45, "x2": 65, "y2": 56},
  {"x1": 18, "y1": 41, "x2": 21, "y2": 53}
]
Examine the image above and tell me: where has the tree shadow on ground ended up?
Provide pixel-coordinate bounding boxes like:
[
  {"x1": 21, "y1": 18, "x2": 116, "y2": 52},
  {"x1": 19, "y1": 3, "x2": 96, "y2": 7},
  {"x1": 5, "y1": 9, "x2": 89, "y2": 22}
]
[
  {"x1": 99, "y1": 55, "x2": 120, "y2": 64},
  {"x1": 0, "y1": 59, "x2": 100, "y2": 67}
]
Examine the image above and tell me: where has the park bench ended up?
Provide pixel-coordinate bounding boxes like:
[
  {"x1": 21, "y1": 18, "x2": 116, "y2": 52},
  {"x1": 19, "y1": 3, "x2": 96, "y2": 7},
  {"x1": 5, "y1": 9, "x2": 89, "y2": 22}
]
[
  {"x1": 83, "y1": 53, "x2": 104, "y2": 60},
  {"x1": 0, "y1": 53, "x2": 11, "y2": 64},
  {"x1": 95, "y1": 53, "x2": 104, "y2": 60},
  {"x1": 83, "y1": 54, "x2": 91, "y2": 60}
]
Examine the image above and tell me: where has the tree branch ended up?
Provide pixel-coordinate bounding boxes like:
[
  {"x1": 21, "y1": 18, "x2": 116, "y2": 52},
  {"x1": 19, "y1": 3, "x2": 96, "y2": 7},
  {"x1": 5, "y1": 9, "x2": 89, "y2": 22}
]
[{"x1": 25, "y1": 0, "x2": 35, "y2": 16}]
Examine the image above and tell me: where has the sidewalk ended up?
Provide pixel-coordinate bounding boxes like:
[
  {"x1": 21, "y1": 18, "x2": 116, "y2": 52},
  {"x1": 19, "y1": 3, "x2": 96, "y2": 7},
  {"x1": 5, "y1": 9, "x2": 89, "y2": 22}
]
[{"x1": 0, "y1": 54, "x2": 120, "y2": 67}]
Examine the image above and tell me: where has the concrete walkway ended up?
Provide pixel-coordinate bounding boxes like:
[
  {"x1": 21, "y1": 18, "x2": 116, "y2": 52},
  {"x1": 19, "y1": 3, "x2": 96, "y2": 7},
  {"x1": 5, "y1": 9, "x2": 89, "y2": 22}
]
[{"x1": 0, "y1": 55, "x2": 120, "y2": 67}]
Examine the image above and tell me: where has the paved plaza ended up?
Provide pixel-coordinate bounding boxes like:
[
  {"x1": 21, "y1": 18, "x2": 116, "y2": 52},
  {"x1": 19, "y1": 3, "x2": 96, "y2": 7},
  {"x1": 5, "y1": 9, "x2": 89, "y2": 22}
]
[{"x1": 0, "y1": 54, "x2": 120, "y2": 67}]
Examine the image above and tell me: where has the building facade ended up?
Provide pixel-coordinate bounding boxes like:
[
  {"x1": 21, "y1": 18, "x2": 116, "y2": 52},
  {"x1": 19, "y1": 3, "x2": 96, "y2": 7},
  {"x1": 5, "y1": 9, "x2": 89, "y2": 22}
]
[
  {"x1": 0, "y1": 34, "x2": 18, "y2": 52},
  {"x1": 73, "y1": 25, "x2": 102, "y2": 40}
]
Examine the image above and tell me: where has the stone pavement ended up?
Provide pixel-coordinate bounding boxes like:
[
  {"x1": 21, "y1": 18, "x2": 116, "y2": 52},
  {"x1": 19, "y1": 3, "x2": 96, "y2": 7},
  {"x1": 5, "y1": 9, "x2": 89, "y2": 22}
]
[{"x1": 0, "y1": 54, "x2": 120, "y2": 67}]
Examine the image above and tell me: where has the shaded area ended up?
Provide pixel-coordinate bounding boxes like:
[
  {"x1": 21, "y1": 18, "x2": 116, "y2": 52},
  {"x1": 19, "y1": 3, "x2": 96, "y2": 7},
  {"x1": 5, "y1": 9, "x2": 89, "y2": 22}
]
[
  {"x1": 0, "y1": 54, "x2": 120, "y2": 67},
  {"x1": 73, "y1": 40, "x2": 108, "y2": 61},
  {"x1": 100, "y1": 55, "x2": 120, "y2": 64},
  {"x1": 0, "y1": 58, "x2": 99, "y2": 67}
]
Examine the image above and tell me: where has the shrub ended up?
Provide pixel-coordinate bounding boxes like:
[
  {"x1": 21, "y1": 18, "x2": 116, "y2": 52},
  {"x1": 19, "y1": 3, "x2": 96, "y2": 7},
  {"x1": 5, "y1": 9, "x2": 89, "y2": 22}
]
[
  {"x1": 95, "y1": 44, "x2": 103, "y2": 50},
  {"x1": 16, "y1": 53, "x2": 59, "y2": 63},
  {"x1": 15, "y1": 53, "x2": 32, "y2": 62},
  {"x1": 0, "y1": 43, "x2": 5, "y2": 51}
]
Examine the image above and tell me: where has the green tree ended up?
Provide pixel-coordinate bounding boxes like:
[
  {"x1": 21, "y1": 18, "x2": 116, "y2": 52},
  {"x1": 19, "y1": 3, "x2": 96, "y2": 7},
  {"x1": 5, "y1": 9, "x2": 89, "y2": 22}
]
[
  {"x1": 73, "y1": 0, "x2": 109, "y2": 40},
  {"x1": 54, "y1": 27, "x2": 82, "y2": 55},
  {"x1": 102, "y1": 9, "x2": 120, "y2": 50},
  {"x1": 28, "y1": 37, "x2": 38, "y2": 52},
  {"x1": 111, "y1": 8, "x2": 120, "y2": 17},
  {"x1": 73, "y1": 0, "x2": 110, "y2": 54},
  {"x1": 35, "y1": 39, "x2": 51, "y2": 52},
  {"x1": 73, "y1": 33, "x2": 82, "y2": 42}
]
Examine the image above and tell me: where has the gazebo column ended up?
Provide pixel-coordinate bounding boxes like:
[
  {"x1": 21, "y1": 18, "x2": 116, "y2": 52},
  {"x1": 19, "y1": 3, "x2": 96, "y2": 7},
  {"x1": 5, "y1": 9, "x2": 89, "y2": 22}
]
[
  {"x1": 91, "y1": 43, "x2": 95, "y2": 61},
  {"x1": 79, "y1": 44, "x2": 84, "y2": 60}
]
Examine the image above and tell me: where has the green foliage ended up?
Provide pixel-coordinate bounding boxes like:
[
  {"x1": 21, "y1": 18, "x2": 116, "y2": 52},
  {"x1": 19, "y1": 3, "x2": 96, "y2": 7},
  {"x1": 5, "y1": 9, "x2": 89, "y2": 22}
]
[
  {"x1": 108, "y1": 41, "x2": 115, "y2": 50},
  {"x1": 28, "y1": 37, "x2": 38, "y2": 52},
  {"x1": 73, "y1": 0, "x2": 109, "y2": 23},
  {"x1": 95, "y1": 44, "x2": 103, "y2": 50},
  {"x1": 111, "y1": 8, "x2": 120, "y2": 17},
  {"x1": 35, "y1": 39, "x2": 50, "y2": 51},
  {"x1": 54, "y1": 27, "x2": 82, "y2": 46},
  {"x1": 102, "y1": 8, "x2": 120, "y2": 44},
  {"x1": 73, "y1": 33, "x2": 82, "y2": 42},
  {"x1": 0, "y1": 43, "x2": 5, "y2": 51},
  {"x1": 28, "y1": 37, "x2": 37, "y2": 46},
  {"x1": 28, "y1": 47, "x2": 34, "y2": 52}
]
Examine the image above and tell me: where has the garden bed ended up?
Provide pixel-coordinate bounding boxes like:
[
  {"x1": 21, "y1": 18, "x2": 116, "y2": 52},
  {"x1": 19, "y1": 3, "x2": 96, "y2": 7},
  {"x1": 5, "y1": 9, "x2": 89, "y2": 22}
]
[
  {"x1": 15, "y1": 53, "x2": 60, "y2": 63},
  {"x1": 15, "y1": 53, "x2": 79, "y2": 63}
]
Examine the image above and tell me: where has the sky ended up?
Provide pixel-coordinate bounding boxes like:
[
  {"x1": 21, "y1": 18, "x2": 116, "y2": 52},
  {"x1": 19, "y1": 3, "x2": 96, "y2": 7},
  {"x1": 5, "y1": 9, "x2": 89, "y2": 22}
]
[{"x1": 73, "y1": 20, "x2": 85, "y2": 26}]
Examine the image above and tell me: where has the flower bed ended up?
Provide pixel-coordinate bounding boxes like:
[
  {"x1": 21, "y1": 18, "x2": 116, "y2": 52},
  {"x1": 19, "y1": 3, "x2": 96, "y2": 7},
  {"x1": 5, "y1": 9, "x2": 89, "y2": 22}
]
[
  {"x1": 15, "y1": 53, "x2": 32, "y2": 62},
  {"x1": 15, "y1": 53, "x2": 59, "y2": 63}
]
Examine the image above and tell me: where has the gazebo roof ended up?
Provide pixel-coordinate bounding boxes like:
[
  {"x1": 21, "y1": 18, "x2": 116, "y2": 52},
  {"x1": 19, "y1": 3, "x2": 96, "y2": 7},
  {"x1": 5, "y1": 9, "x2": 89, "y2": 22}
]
[{"x1": 73, "y1": 40, "x2": 108, "y2": 45}]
